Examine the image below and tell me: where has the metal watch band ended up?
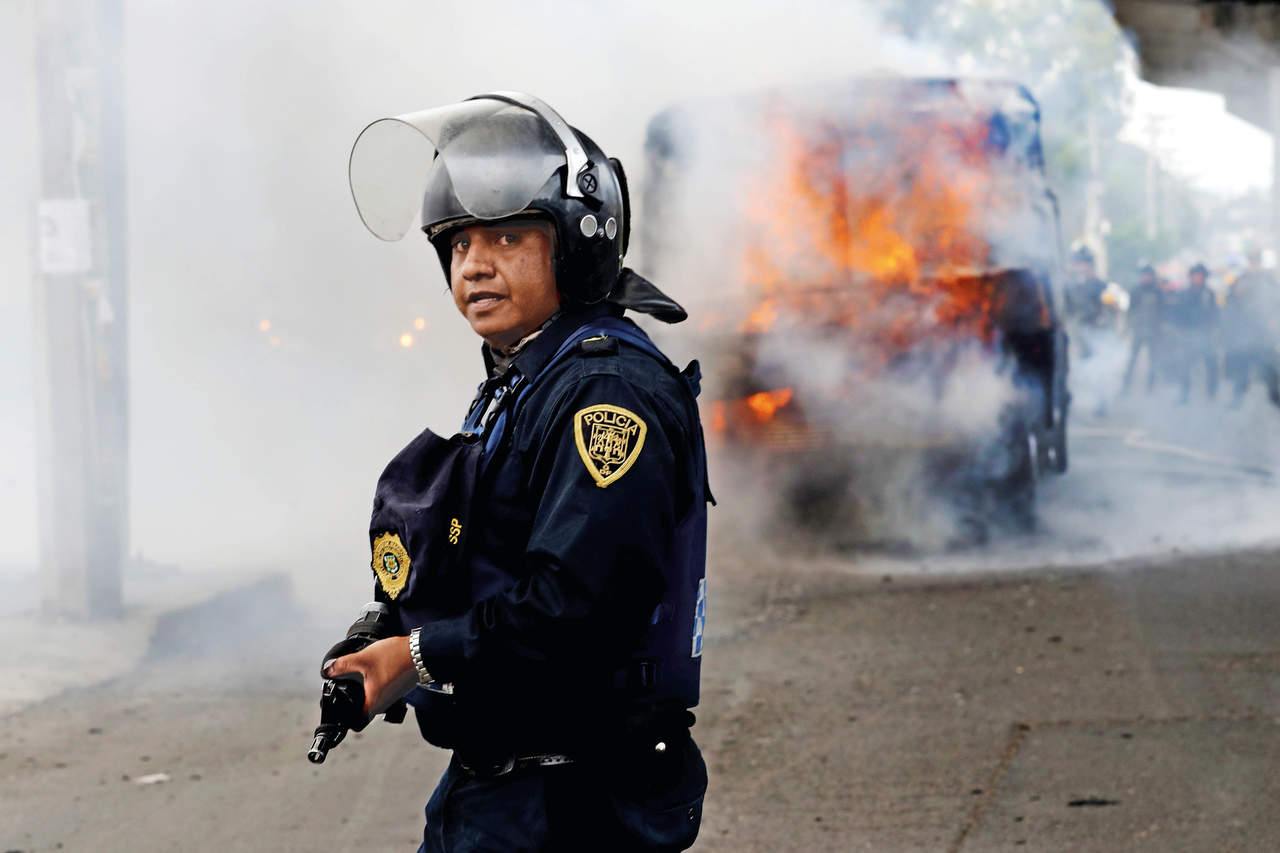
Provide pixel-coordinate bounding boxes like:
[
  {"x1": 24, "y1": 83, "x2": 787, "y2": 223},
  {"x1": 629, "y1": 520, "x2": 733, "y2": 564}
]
[{"x1": 409, "y1": 627, "x2": 432, "y2": 686}]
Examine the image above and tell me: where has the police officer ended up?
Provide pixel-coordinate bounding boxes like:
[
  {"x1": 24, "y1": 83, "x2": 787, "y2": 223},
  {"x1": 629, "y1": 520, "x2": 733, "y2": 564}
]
[
  {"x1": 1063, "y1": 245, "x2": 1110, "y2": 334},
  {"x1": 1167, "y1": 262, "x2": 1220, "y2": 404},
  {"x1": 1064, "y1": 244, "x2": 1125, "y2": 416},
  {"x1": 326, "y1": 93, "x2": 712, "y2": 851},
  {"x1": 1223, "y1": 248, "x2": 1280, "y2": 408},
  {"x1": 1122, "y1": 262, "x2": 1164, "y2": 394}
]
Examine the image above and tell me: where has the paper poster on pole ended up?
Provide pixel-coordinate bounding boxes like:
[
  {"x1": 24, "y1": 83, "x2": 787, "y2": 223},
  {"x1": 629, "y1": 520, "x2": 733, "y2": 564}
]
[{"x1": 38, "y1": 199, "x2": 93, "y2": 275}]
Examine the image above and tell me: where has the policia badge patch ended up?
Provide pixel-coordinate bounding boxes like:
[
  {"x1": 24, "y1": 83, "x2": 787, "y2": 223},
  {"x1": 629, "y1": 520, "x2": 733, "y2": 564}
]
[
  {"x1": 371, "y1": 531, "x2": 411, "y2": 599},
  {"x1": 573, "y1": 404, "x2": 647, "y2": 487}
]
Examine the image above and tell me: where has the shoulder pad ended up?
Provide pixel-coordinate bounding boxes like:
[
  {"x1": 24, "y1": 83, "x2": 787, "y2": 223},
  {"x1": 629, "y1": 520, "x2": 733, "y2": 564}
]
[{"x1": 578, "y1": 334, "x2": 620, "y2": 356}]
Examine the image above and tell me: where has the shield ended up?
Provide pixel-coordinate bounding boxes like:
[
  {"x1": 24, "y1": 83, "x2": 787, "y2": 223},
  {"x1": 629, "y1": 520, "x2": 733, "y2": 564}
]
[{"x1": 349, "y1": 92, "x2": 590, "y2": 241}]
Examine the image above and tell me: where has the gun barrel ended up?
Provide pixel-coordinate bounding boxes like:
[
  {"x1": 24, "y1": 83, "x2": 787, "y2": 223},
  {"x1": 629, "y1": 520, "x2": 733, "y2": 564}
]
[{"x1": 308, "y1": 733, "x2": 332, "y2": 764}]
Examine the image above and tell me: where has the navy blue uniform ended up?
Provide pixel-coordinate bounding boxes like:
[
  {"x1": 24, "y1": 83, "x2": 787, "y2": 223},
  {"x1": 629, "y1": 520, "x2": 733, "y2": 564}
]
[
  {"x1": 1123, "y1": 279, "x2": 1165, "y2": 393},
  {"x1": 368, "y1": 304, "x2": 711, "y2": 851},
  {"x1": 1064, "y1": 275, "x2": 1108, "y2": 327},
  {"x1": 1223, "y1": 270, "x2": 1280, "y2": 405},
  {"x1": 1167, "y1": 285, "x2": 1219, "y2": 401}
]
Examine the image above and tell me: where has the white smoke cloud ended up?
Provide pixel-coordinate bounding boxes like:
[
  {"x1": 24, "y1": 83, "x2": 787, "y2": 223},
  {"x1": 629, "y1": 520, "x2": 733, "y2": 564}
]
[
  {"x1": 3, "y1": 0, "x2": 1276, "y2": 617},
  {"x1": 1, "y1": 0, "x2": 952, "y2": 604}
]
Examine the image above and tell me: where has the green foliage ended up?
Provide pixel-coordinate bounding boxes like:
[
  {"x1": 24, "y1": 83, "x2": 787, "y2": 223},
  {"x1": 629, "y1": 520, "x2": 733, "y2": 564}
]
[
  {"x1": 882, "y1": 0, "x2": 1138, "y2": 239},
  {"x1": 884, "y1": 0, "x2": 1134, "y2": 132},
  {"x1": 880, "y1": 0, "x2": 1212, "y2": 273},
  {"x1": 1101, "y1": 142, "x2": 1202, "y2": 277}
]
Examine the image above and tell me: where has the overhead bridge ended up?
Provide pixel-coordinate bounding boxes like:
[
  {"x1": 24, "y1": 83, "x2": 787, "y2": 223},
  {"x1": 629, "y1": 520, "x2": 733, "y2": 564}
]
[
  {"x1": 1113, "y1": 1, "x2": 1280, "y2": 247},
  {"x1": 1114, "y1": 0, "x2": 1280, "y2": 129}
]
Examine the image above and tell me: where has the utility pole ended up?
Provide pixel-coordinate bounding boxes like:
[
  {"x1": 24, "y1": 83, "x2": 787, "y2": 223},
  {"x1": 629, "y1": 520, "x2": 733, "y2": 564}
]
[
  {"x1": 1145, "y1": 114, "x2": 1160, "y2": 242},
  {"x1": 31, "y1": 0, "x2": 128, "y2": 619},
  {"x1": 1083, "y1": 109, "x2": 1109, "y2": 276},
  {"x1": 1271, "y1": 66, "x2": 1280, "y2": 262}
]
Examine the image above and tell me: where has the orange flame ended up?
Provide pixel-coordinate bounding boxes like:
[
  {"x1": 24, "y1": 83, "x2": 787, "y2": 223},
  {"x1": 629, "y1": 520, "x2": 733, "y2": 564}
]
[
  {"x1": 745, "y1": 388, "x2": 794, "y2": 421},
  {"x1": 743, "y1": 299, "x2": 780, "y2": 334},
  {"x1": 710, "y1": 400, "x2": 727, "y2": 433},
  {"x1": 738, "y1": 102, "x2": 1016, "y2": 351}
]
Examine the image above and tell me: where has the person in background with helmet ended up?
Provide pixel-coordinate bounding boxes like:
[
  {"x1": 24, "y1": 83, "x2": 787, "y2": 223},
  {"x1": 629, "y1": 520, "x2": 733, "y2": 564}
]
[
  {"x1": 1122, "y1": 262, "x2": 1165, "y2": 394},
  {"x1": 1063, "y1": 244, "x2": 1109, "y2": 333},
  {"x1": 1222, "y1": 247, "x2": 1280, "y2": 409},
  {"x1": 1064, "y1": 243, "x2": 1125, "y2": 416},
  {"x1": 327, "y1": 93, "x2": 712, "y2": 851},
  {"x1": 1167, "y1": 261, "x2": 1220, "y2": 404}
]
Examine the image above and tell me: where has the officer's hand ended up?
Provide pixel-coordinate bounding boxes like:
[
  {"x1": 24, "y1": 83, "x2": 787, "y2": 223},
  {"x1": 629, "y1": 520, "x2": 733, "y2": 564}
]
[{"x1": 324, "y1": 635, "x2": 418, "y2": 717}]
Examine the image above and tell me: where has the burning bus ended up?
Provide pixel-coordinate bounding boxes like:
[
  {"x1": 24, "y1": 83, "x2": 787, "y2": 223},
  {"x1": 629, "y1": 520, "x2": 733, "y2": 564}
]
[{"x1": 641, "y1": 78, "x2": 1069, "y2": 538}]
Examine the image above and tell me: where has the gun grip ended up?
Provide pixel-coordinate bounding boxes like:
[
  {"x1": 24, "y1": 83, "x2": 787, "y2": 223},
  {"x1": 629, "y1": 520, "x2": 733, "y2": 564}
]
[
  {"x1": 322, "y1": 672, "x2": 371, "y2": 731},
  {"x1": 384, "y1": 699, "x2": 408, "y2": 724}
]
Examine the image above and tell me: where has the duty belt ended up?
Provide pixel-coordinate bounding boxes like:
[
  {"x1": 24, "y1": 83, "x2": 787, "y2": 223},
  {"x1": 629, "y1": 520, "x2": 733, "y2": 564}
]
[{"x1": 455, "y1": 752, "x2": 575, "y2": 779}]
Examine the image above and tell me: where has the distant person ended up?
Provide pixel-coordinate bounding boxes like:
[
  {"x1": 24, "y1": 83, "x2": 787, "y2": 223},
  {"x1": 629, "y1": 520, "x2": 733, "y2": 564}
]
[
  {"x1": 1064, "y1": 244, "x2": 1124, "y2": 416},
  {"x1": 1222, "y1": 248, "x2": 1280, "y2": 408},
  {"x1": 1063, "y1": 245, "x2": 1109, "y2": 335},
  {"x1": 1167, "y1": 262, "x2": 1220, "y2": 404},
  {"x1": 1122, "y1": 262, "x2": 1164, "y2": 394}
]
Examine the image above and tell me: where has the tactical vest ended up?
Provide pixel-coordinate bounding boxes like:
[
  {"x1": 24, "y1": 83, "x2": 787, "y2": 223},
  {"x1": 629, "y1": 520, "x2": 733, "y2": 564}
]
[{"x1": 367, "y1": 315, "x2": 709, "y2": 745}]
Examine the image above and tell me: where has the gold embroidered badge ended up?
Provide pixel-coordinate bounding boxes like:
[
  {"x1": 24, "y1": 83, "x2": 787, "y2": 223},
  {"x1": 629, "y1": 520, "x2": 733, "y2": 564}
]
[
  {"x1": 448, "y1": 518, "x2": 462, "y2": 546},
  {"x1": 573, "y1": 404, "x2": 647, "y2": 488},
  {"x1": 371, "y1": 531, "x2": 411, "y2": 599}
]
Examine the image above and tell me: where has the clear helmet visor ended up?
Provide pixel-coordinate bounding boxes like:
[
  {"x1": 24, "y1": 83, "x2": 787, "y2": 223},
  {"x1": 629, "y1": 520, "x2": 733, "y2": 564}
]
[{"x1": 349, "y1": 96, "x2": 574, "y2": 241}]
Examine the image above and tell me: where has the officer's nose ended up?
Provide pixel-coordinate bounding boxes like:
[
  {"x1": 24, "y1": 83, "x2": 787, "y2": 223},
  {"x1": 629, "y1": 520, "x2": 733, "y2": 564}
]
[{"x1": 459, "y1": 241, "x2": 496, "y2": 282}]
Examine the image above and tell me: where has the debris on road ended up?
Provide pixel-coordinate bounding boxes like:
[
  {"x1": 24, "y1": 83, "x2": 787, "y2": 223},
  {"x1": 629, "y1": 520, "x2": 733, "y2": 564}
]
[{"x1": 131, "y1": 773, "x2": 170, "y2": 786}]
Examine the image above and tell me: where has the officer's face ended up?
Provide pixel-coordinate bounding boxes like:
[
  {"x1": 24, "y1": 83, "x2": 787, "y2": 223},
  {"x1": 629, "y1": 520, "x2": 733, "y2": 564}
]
[
  {"x1": 1190, "y1": 271, "x2": 1206, "y2": 288},
  {"x1": 449, "y1": 221, "x2": 560, "y2": 350}
]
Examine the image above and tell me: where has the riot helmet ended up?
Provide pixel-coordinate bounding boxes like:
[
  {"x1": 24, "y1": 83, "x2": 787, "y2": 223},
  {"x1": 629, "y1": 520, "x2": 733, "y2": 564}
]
[
  {"x1": 1069, "y1": 243, "x2": 1096, "y2": 267},
  {"x1": 349, "y1": 92, "x2": 628, "y2": 306},
  {"x1": 1187, "y1": 262, "x2": 1210, "y2": 291}
]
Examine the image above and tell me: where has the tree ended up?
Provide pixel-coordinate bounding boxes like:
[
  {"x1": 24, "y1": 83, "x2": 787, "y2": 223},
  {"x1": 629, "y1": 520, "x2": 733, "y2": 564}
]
[{"x1": 882, "y1": 0, "x2": 1138, "y2": 249}]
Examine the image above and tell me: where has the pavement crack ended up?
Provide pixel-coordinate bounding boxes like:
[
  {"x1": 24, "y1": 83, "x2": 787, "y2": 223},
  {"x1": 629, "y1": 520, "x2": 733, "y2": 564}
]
[{"x1": 948, "y1": 721, "x2": 1031, "y2": 853}]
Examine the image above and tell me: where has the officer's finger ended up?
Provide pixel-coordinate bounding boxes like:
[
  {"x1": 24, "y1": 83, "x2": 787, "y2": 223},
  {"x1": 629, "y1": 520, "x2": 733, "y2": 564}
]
[{"x1": 324, "y1": 653, "x2": 357, "y2": 678}]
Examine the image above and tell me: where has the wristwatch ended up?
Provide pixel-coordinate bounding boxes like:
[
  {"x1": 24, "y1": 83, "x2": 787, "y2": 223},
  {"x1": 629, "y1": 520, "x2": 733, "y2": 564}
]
[{"x1": 408, "y1": 627, "x2": 432, "y2": 685}]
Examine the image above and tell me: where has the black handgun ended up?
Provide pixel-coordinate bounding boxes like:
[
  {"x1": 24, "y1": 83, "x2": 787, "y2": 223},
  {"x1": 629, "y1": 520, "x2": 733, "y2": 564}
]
[{"x1": 308, "y1": 601, "x2": 408, "y2": 764}]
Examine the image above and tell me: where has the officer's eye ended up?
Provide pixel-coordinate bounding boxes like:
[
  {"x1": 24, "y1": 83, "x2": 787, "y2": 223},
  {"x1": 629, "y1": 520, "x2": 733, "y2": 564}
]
[
  {"x1": 497, "y1": 232, "x2": 521, "y2": 246},
  {"x1": 451, "y1": 237, "x2": 470, "y2": 252}
]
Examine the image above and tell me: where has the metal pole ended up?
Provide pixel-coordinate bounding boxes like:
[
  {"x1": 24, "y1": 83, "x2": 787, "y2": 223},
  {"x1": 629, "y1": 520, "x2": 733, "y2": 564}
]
[
  {"x1": 1145, "y1": 116, "x2": 1159, "y2": 242},
  {"x1": 1271, "y1": 67, "x2": 1280, "y2": 260},
  {"x1": 1084, "y1": 109, "x2": 1108, "y2": 277},
  {"x1": 31, "y1": 0, "x2": 127, "y2": 619}
]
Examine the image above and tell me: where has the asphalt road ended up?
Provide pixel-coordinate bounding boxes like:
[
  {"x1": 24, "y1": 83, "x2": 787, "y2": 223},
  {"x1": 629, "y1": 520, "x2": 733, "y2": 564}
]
[{"x1": 3, "y1": 387, "x2": 1279, "y2": 852}]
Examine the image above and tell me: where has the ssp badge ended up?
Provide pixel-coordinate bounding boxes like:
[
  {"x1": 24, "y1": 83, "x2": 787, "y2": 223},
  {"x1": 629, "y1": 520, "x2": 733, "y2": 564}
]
[{"x1": 371, "y1": 531, "x2": 411, "y2": 599}]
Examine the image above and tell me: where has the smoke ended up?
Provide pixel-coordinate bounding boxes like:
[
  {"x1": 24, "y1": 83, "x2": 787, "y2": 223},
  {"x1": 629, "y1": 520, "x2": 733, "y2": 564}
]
[
  {"x1": 0, "y1": 0, "x2": 956, "y2": 627},
  {"x1": 731, "y1": 334, "x2": 1022, "y2": 551},
  {"x1": 641, "y1": 74, "x2": 1061, "y2": 548},
  {"x1": 0, "y1": 2, "x2": 39, "y2": 576},
  {"x1": 1, "y1": 0, "x2": 1277, "y2": 658},
  {"x1": 635, "y1": 3, "x2": 1280, "y2": 564}
]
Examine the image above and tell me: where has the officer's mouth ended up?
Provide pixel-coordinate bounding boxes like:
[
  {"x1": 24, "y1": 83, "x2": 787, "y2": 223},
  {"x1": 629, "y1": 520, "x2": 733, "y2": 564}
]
[{"x1": 467, "y1": 291, "x2": 507, "y2": 311}]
